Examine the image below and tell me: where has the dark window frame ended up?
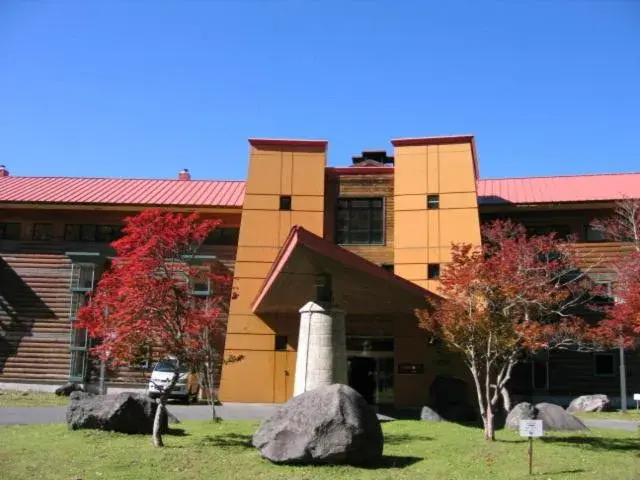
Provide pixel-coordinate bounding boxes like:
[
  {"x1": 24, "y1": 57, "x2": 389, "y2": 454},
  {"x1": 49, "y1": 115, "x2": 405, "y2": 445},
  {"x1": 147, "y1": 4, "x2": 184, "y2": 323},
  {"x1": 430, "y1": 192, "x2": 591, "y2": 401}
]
[
  {"x1": 64, "y1": 224, "x2": 122, "y2": 243},
  {"x1": 381, "y1": 263, "x2": 394, "y2": 274},
  {"x1": 32, "y1": 223, "x2": 53, "y2": 241},
  {"x1": 275, "y1": 335, "x2": 288, "y2": 351},
  {"x1": 594, "y1": 352, "x2": 616, "y2": 377},
  {"x1": 427, "y1": 194, "x2": 440, "y2": 210},
  {"x1": 427, "y1": 263, "x2": 440, "y2": 280},
  {"x1": 279, "y1": 195, "x2": 292, "y2": 211},
  {"x1": 335, "y1": 197, "x2": 385, "y2": 246},
  {"x1": 204, "y1": 227, "x2": 240, "y2": 246},
  {"x1": 0, "y1": 222, "x2": 21, "y2": 240},
  {"x1": 584, "y1": 224, "x2": 607, "y2": 243}
]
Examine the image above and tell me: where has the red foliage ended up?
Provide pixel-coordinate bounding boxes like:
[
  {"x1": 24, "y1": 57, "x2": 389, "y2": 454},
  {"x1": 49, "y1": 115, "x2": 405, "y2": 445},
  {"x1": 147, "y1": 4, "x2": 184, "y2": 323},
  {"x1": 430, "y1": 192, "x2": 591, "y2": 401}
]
[{"x1": 76, "y1": 209, "x2": 232, "y2": 368}]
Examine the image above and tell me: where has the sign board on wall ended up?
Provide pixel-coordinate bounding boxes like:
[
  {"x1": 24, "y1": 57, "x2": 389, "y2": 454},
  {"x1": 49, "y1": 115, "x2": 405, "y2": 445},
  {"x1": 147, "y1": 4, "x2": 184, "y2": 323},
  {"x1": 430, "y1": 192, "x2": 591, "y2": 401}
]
[
  {"x1": 397, "y1": 363, "x2": 425, "y2": 374},
  {"x1": 519, "y1": 420, "x2": 544, "y2": 438}
]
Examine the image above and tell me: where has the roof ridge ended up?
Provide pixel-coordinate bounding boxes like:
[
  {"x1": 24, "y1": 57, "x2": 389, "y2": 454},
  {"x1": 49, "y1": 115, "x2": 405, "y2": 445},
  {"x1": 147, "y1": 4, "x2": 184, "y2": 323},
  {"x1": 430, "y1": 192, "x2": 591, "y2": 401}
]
[
  {"x1": 478, "y1": 171, "x2": 640, "y2": 181},
  {"x1": 0, "y1": 175, "x2": 245, "y2": 183}
]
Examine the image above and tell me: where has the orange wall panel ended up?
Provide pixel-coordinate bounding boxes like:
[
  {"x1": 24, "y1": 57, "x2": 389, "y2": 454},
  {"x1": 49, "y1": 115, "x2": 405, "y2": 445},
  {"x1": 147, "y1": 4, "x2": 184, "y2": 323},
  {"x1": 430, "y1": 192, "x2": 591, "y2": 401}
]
[
  {"x1": 394, "y1": 210, "x2": 427, "y2": 249},
  {"x1": 292, "y1": 196, "x2": 325, "y2": 212},
  {"x1": 234, "y1": 246, "x2": 279, "y2": 264},
  {"x1": 290, "y1": 211, "x2": 324, "y2": 237},
  {"x1": 246, "y1": 155, "x2": 283, "y2": 195},
  {"x1": 439, "y1": 209, "x2": 481, "y2": 246},
  {"x1": 238, "y1": 210, "x2": 281, "y2": 247},
  {"x1": 225, "y1": 333, "x2": 274, "y2": 351},
  {"x1": 439, "y1": 151, "x2": 476, "y2": 193},
  {"x1": 242, "y1": 195, "x2": 280, "y2": 211},
  {"x1": 233, "y1": 261, "x2": 273, "y2": 280},
  {"x1": 226, "y1": 314, "x2": 275, "y2": 334},
  {"x1": 220, "y1": 140, "x2": 327, "y2": 403},
  {"x1": 440, "y1": 192, "x2": 478, "y2": 209},
  {"x1": 219, "y1": 350, "x2": 276, "y2": 403}
]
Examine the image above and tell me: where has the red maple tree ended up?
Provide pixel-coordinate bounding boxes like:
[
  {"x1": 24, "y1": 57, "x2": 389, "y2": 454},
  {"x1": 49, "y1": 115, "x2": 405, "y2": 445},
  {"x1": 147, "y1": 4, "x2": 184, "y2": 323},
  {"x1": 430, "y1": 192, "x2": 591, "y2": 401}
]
[
  {"x1": 591, "y1": 198, "x2": 640, "y2": 347},
  {"x1": 77, "y1": 209, "x2": 232, "y2": 447},
  {"x1": 417, "y1": 220, "x2": 611, "y2": 440}
]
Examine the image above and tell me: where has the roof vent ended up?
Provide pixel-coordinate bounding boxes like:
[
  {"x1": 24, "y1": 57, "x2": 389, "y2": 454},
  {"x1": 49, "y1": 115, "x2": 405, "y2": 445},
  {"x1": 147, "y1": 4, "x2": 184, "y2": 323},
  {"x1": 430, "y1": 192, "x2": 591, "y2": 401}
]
[
  {"x1": 178, "y1": 168, "x2": 191, "y2": 181},
  {"x1": 0, "y1": 165, "x2": 8, "y2": 177},
  {"x1": 351, "y1": 150, "x2": 394, "y2": 167}
]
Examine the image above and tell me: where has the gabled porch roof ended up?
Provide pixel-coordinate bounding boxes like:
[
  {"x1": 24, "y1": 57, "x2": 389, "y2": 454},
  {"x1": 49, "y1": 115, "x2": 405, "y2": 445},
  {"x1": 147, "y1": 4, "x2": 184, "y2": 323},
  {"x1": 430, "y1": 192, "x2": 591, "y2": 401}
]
[{"x1": 252, "y1": 226, "x2": 440, "y2": 315}]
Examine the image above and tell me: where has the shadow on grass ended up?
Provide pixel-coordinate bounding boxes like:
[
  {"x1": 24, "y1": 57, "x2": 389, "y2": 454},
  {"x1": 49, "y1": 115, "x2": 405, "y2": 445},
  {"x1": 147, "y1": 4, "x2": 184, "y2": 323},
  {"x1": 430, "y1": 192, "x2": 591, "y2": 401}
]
[
  {"x1": 200, "y1": 433, "x2": 253, "y2": 448},
  {"x1": 166, "y1": 427, "x2": 189, "y2": 436},
  {"x1": 540, "y1": 436, "x2": 640, "y2": 452},
  {"x1": 541, "y1": 469, "x2": 585, "y2": 476},
  {"x1": 384, "y1": 434, "x2": 432, "y2": 445},
  {"x1": 359, "y1": 455, "x2": 423, "y2": 469}
]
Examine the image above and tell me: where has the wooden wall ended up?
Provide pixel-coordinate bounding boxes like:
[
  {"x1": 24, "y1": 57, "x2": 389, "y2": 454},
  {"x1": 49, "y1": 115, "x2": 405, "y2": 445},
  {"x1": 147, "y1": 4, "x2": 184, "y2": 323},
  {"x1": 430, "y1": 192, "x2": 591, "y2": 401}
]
[{"x1": 0, "y1": 206, "x2": 239, "y2": 386}]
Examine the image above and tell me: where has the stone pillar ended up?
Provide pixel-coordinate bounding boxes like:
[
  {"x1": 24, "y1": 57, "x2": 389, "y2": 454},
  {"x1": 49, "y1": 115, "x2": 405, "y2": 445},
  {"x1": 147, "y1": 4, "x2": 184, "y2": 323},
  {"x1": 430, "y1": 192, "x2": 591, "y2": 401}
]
[{"x1": 293, "y1": 301, "x2": 347, "y2": 396}]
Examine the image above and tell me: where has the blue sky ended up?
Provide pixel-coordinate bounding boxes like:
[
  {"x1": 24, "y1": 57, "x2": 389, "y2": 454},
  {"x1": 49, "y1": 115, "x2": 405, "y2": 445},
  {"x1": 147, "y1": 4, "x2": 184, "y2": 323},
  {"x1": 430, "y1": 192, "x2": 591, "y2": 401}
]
[{"x1": 1, "y1": 1, "x2": 638, "y2": 181}]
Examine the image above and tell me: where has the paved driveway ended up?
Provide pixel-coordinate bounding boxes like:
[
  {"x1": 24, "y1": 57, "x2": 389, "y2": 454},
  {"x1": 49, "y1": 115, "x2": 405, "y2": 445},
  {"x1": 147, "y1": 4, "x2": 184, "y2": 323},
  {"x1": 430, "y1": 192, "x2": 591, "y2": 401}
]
[
  {"x1": 0, "y1": 403, "x2": 280, "y2": 426},
  {"x1": 1, "y1": 404, "x2": 638, "y2": 431}
]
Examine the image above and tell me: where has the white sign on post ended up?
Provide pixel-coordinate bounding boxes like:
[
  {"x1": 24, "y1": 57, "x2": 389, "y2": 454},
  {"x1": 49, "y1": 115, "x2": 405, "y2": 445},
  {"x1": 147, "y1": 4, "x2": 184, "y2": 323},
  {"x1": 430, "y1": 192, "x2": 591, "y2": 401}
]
[
  {"x1": 519, "y1": 419, "x2": 544, "y2": 438},
  {"x1": 633, "y1": 393, "x2": 640, "y2": 401}
]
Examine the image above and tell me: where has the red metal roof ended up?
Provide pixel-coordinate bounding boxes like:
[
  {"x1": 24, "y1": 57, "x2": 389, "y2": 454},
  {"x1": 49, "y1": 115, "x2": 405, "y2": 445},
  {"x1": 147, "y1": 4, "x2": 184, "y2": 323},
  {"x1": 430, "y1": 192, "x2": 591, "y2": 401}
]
[
  {"x1": 1, "y1": 171, "x2": 638, "y2": 208},
  {"x1": 0, "y1": 176, "x2": 245, "y2": 207},
  {"x1": 477, "y1": 173, "x2": 640, "y2": 205}
]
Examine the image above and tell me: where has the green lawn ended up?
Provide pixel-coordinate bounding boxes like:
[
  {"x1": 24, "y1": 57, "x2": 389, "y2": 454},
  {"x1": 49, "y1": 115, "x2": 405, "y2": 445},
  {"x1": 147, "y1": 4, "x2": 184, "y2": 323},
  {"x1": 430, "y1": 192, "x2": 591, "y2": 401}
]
[
  {"x1": 1, "y1": 420, "x2": 638, "y2": 479},
  {"x1": 0, "y1": 389, "x2": 68, "y2": 407}
]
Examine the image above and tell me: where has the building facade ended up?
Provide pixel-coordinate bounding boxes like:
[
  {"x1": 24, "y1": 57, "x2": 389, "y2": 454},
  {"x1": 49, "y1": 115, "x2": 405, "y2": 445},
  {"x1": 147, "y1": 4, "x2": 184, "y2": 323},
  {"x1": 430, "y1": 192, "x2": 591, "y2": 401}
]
[{"x1": 0, "y1": 136, "x2": 639, "y2": 408}]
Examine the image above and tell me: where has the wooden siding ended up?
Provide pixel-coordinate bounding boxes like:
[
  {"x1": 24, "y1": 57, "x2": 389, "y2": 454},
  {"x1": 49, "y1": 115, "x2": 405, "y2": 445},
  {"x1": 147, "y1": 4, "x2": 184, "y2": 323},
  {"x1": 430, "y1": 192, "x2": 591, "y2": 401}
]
[
  {"x1": 0, "y1": 253, "x2": 71, "y2": 382},
  {"x1": 325, "y1": 173, "x2": 394, "y2": 266}
]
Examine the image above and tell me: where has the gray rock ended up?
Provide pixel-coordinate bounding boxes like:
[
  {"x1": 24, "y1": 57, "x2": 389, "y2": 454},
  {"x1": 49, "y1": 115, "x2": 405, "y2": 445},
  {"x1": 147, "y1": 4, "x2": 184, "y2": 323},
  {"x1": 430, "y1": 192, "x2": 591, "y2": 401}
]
[
  {"x1": 66, "y1": 392, "x2": 168, "y2": 434},
  {"x1": 566, "y1": 394, "x2": 610, "y2": 413},
  {"x1": 166, "y1": 410, "x2": 180, "y2": 424},
  {"x1": 252, "y1": 384, "x2": 383, "y2": 465},
  {"x1": 505, "y1": 402, "x2": 536, "y2": 429},
  {"x1": 505, "y1": 402, "x2": 587, "y2": 431},
  {"x1": 536, "y1": 403, "x2": 588, "y2": 431},
  {"x1": 420, "y1": 406, "x2": 442, "y2": 421},
  {"x1": 55, "y1": 382, "x2": 84, "y2": 397}
]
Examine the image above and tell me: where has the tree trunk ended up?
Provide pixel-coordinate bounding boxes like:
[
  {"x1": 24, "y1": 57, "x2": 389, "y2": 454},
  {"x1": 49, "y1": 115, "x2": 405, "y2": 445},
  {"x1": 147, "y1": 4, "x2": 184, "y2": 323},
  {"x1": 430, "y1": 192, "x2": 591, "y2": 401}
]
[
  {"x1": 152, "y1": 370, "x2": 179, "y2": 447},
  {"x1": 483, "y1": 405, "x2": 495, "y2": 441},
  {"x1": 501, "y1": 386, "x2": 512, "y2": 413}
]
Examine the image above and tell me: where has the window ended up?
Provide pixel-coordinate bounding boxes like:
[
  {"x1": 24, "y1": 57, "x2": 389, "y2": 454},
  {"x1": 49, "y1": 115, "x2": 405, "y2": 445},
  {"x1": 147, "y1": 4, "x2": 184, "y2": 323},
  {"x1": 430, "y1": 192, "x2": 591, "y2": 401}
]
[
  {"x1": 427, "y1": 195, "x2": 440, "y2": 210},
  {"x1": 65, "y1": 224, "x2": 122, "y2": 243},
  {"x1": 593, "y1": 279, "x2": 614, "y2": 305},
  {"x1": 32, "y1": 223, "x2": 53, "y2": 241},
  {"x1": 585, "y1": 225, "x2": 606, "y2": 242},
  {"x1": 279, "y1": 195, "x2": 292, "y2": 211},
  {"x1": 0, "y1": 222, "x2": 20, "y2": 240},
  {"x1": 205, "y1": 227, "x2": 240, "y2": 245},
  {"x1": 427, "y1": 263, "x2": 440, "y2": 280},
  {"x1": 594, "y1": 353, "x2": 615, "y2": 377},
  {"x1": 275, "y1": 335, "x2": 288, "y2": 351},
  {"x1": 527, "y1": 225, "x2": 572, "y2": 240},
  {"x1": 381, "y1": 263, "x2": 394, "y2": 273},
  {"x1": 335, "y1": 197, "x2": 384, "y2": 245}
]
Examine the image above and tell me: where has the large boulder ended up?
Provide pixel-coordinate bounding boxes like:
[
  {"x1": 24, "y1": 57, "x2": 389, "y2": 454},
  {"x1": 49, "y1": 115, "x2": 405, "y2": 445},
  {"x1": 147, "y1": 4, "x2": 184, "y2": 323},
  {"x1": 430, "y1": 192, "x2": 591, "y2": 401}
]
[
  {"x1": 66, "y1": 392, "x2": 168, "y2": 434},
  {"x1": 420, "y1": 406, "x2": 442, "y2": 422},
  {"x1": 566, "y1": 394, "x2": 610, "y2": 413},
  {"x1": 536, "y1": 403, "x2": 588, "y2": 431},
  {"x1": 505, "y1": 402, "x2": 536, "y2": 429},
  {"x1": 55, "y1": 382, "x2": 84, "y2": 397},
  {"x1": 252, "y1": 384, "x2": 383, "y2": 465},
  {"x1": 505, "y1": 402, "x2": 587, "y2": 432}
]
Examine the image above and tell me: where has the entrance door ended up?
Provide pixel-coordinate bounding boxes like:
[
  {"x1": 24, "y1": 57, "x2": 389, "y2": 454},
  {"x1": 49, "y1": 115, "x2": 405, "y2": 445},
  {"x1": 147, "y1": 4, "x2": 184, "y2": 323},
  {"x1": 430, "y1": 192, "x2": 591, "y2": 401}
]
[{"x1": 348, "y1": 357, "x2": 377, "y2": 404}]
